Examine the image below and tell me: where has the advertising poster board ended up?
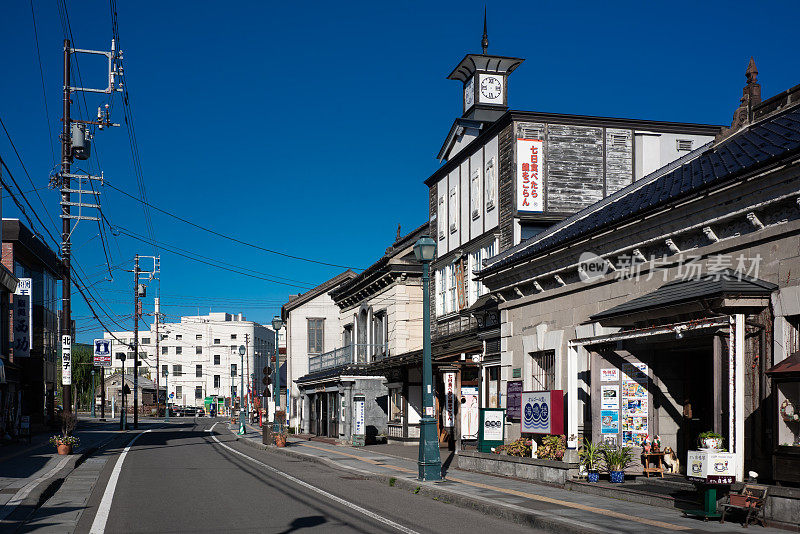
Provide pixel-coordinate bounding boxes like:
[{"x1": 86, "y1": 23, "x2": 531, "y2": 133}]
[
  {"x1": 478, "y1": 408, "x2": 505, "y2": 452},
  {"x1": 506, "y1": 380, "x2": 523, "y2": 421},
  {"x1": 460, "y1": 386, "x2": 479, "y2": 439},
  {"x1": 443, "y1": 371, "x2": 456, "y2": 427},
  {"x1": 520, "y1": 390, "x2": 564, "y2": 435},
  {"x1": 687, "y1": 451, "x2": 737, "y2": 484},
  {"x1": 600, "y1": 368, "x2": 618, "y2": 382},
  {"x1": 516, "y1": 138, "x2": 544, "y2": 212},
  {"x1": 601, "y1": 385, "x2": 619, "y2": 410},
  {"x1": 601, "y1": 410, "x2": 619, "y2": 434},
  {"x1": 93, "y1": 339, "x2": 112, "y2": 368}
]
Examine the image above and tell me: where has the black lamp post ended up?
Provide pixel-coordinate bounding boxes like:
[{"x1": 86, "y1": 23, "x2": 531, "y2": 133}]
[
  {"x1": 271, "y1": 315, "x2": 283, "y2": 432},
  {"x1": 413, "y1": 236, "x2": 441, "y2": 481}
]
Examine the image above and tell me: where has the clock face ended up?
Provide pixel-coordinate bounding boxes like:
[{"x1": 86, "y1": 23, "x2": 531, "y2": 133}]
[
  {"x1": 464, "y1": 77, "x2": 475, "y2": 110},
  {"x1": 479, "y1": 74, "x2": 504, "y2": 104}
]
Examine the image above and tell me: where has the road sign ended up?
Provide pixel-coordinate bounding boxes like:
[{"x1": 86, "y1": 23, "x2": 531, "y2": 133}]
[
  {"x1": 93, "y1": 339, "x2": 112, "y2": 367},
  {"x1": 169, "y1": 392, "x2": 174, "y2": 399}
]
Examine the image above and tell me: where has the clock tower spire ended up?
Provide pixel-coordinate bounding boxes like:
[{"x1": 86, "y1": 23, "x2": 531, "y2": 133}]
[{"x1": 448, "y1": 12, "x2": 524, "y2": 122}]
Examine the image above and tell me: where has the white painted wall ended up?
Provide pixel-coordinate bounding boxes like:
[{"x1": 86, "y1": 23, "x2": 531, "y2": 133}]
[{"x1": 635, "y1": 131, "x2": 714, "y2": 180}]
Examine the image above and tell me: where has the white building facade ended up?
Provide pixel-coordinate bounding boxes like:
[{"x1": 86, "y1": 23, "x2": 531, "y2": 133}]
[{"x1": 105, "y1": 312, "x2": 274, "y2": 410}]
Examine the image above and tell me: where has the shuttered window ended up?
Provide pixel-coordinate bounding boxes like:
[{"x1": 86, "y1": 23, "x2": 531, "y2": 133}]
[{"x1": 308, "y1": 318, "x2": 324, "y2": 354}]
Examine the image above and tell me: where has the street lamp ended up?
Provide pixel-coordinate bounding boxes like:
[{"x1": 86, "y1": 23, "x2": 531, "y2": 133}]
[
  {"x1": 271, "y1": 315, "x2": 283, "y2": 432},
  {"x1": 238, "y1": 344, "x2": 246, "y2": 435},
  {"x1": 413, "y1": 236, "x2": 441, "y2": 481}
]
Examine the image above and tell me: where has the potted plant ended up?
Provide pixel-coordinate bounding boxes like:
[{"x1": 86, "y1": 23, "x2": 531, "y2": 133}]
[
  {"x1": 698, "y1": 431, "x2": 724, "y2": 451},
  {"x1": 602, "y1": 445, "x2": 633, "y2": 483},
  {"x1": 274, "y1": 409, "x2": 287, "y2": 447},
  {"x1": 579, "y1": 438, "x2": 603, "y2": 482},
  {"x1": 274, "y1": 428, "x2": 288, "y2": 447},
  {"x1": 50, "y1": 412, "x2": 79, "y2": 455}
]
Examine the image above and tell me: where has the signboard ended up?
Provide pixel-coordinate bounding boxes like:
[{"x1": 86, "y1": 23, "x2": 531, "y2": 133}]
[
  {"x1": 478, "y1": 408, "x2": 505, "y2": 452},
  {"x1": 94, "y1": 339, "x2": 112, "y2": 368},
  {"x1": 687, "y1": 450, "x2": 737, "y2": 484},
  {"x1": 13, "y1": 278, "x2": 32, "y2": 358},
  {"x1": 601, "y1": 385, "x2": 619, "y2": 409},
  {"x1": 352, "y1": 395, "x2": 366, "y2": 447},
  {"x1": 506, "y1": 380, "x2": 523, "y2": 421},
  {"x1": 520, "y1": 390, "x2": 564, "y2": 435},
  {"x1": 443, "y1": 372, "x2": 456, "y2": 427},
  {"x1": 601, "y1": 410, "x2": 619, "y2": 434},
  {"x1": 516, "y1": 138, "x2": 544, "y2": 212},
  {"x1": 460, "y1": 386, "x2": 479, "y2": 439},
  {"x1": 61, "y1": 335, "x2": 72, "y2": 386},
  {"x1": 600, "y1": 368, "x2": 618, "y2": 382}
]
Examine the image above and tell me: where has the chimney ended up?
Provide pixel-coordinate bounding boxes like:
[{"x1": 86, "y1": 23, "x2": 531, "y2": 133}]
[{"x1": 717, "y1": 58, "x2": 762, "y2": 142}]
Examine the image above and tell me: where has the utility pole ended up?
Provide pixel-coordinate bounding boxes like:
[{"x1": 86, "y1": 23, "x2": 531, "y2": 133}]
[
  {"x1": 133, "y1": 254, "x2": 140, "y2": 429},
  {"x1": 60, "y1": 39, "x2": 73, "y2": 418},
  {"x1": 154, "y1": 297, "x2": 160, "y2": 414}
]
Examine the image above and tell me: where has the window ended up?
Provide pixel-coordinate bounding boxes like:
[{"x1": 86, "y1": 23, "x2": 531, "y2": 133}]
[
  {"x1": 142, "y1": 337, "x2": 151, "y2": 345},
  {"x1": 214, "y1": 375, "x2": 220, "y2": 388},
  {"x1": 214, "y1": 338, "x2": 220, "y2": 345},
  {"x1": 471, "y1": 167, "x2": 481, "y2": 219},
  {"x1": 196, "y1": 346, "x2": 202, "y2": 354},
  {"x1": 231, "y1": 364, "x2": 237, "y2": 377},
  {"x1": 448, "y1": 185, "x2": 458, "y2": 233},
  {"x1": 196, "y1": 364, "x2": 202, "y2": 378},
  {"x1": 161, "y1": 346, "x2": 168, "y2": 355},
  {"x1": 436, "y1": 268, "x2": 445, "y2": 316},
  {"x1": 486, "y1": 366, "x2": 500, "y2": 408},
  {"x1": 230, "y1": 345, "x2": 236, "y2": 352},
  {"x1": 175, "y1": 385, "x2": 182, "y2": 399},
  {"x1": 230, "y1": 334, "x2": 237, "y2": 340},
  {"x1": 161, "y1": 364, "x2": 168, "y2": 377},
  {"x1": 372, "y1": 313, "x2": 386, "y2": 356},
  {"x1": 308, "y1": 318, "x2": 324, "y2": 354},
  {"x1": 485, "y1": 157, "x2": 496, "y2": 210},
  {"x1": 173, "y1": 364, "x2": 182, "y2": 376},
  {"x1": 530, "y1": 350, "x2": 555, "y2": 390},
  {"x1": 389, "y1": 387, "x2": 403, "y2": 423},
  {"x1": 195, "y1": 386, "x2": 202, "y2": 399},
  {"x1": 438, "y1": 195, "x2": 445, "y2": 240},
  {"x1": 214, "y1": 354, "x2": 220, "y2": 365},
  {"x1": 676, "y1": 139, "x2": 693, "y2": 152},
  {"x1": 176, "y1": 346, "x2": 182, "y2": 355},
  {"x1": 175, "y1": 335, "x2": 182, "y2": 341},
  {"x1": 196, "y1": 334, "x2": 202, "y2": 340},
  {"x1": 447, "y1": 264, "x2": 457, "y2": 314}
]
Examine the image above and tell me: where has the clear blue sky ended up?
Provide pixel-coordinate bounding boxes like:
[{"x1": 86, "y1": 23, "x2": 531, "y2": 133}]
[{"x1": 1, "y1": 1, "x2": 798, "y2": 343}]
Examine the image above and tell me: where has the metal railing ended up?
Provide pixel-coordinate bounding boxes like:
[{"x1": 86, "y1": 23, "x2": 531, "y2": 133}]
[{"x1": 308, "y1": 343, "x2": 389, "y2": 373}]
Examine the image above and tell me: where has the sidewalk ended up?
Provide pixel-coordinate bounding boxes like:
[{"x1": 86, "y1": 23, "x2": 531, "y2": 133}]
[
  {"x1": 233, "y1": 423, "x2": 790, "y2": 534},
  {"x1": 0, "y1": 417, "x2": 124, "y2": 528}
]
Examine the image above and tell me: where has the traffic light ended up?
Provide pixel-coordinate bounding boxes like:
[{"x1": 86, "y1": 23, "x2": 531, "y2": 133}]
[
  {"x1": 263, "y1": 366, "x2": 271, "y2": 376},
  {"x1": 262, "y1": 375, "x2": 272, "y2": 386}
]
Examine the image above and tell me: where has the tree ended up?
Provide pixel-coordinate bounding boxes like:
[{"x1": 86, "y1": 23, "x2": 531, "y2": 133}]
[{"x1": 71, "y1": 343, "x2": 94, "y2": 410}]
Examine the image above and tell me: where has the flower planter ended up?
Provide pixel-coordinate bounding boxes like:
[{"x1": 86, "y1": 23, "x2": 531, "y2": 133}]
[
  {"x1": 587, "y1": 471, "x2": 600, "y2": 483},
  {"x1": 56, "y1": 443, "x2": 72, "y2": 455},
  {"x1": 700, "y1": 437, "x2": 722, "y2": 450},
  {"x1": 275, "y1": 436, "x2": 287, "y2": 447},
  {"x1": 610, "y1": 470, "x2": 625, "y2": 483}
]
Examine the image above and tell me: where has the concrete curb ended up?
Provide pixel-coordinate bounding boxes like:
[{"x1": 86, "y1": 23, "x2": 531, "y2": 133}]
[{"x1": 227, "y1": 431, "x2": 611, "y2": 534}]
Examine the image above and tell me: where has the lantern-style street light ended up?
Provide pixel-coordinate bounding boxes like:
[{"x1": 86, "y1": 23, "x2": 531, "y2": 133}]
[
  {"x1": 238, "y1": 344, "x2": 246, "y2": 435},
  {"x1": 413, "y1": 236, "x2": 441, "y2": 481},
  {"x1": 271, "y1": 315, "x2": 284, "y2": 432}
]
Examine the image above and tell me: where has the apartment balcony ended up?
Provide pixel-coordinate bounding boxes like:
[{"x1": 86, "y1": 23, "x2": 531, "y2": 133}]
[{"x1": 308, "y1": 343, "x2": 389, "y2": 373}]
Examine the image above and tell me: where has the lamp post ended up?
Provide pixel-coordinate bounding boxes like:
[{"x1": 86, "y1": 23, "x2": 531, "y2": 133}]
[
  {"x1": 271, "y1": 316, "x2": 283, "y2": 433},
  {"x1": 238, "y1": 345, "x2": 246, "y2": 435},
  {"x1": 163, "y1": 367, "x2": 169, "y2": 422},
  {"x1": 413, "y1": 236, "x2": 441, "y2": 481}
]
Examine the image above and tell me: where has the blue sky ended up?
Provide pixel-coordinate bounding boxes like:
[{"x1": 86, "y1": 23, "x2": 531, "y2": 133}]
[{"x1": 1, "y1": 1, "x2": 798, "y2": 343}]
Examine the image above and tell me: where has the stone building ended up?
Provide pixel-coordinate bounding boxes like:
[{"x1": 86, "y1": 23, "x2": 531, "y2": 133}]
[
  {"x1": 423, "y1": 29, "x2": 721, "y2": 446},
  {"x1": 478, "y1": 63, "x2": 800, "y2": 497}
]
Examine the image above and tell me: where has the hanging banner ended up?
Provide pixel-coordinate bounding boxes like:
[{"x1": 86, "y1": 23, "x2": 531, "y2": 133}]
[
  {"x1": 443, "y1": 371, "x2": 456, "y2": 427},
  {"x1": 520, "y1": 390, "x2": 564, "y2": 435},
  {"x1": 460, "y1": 386, "x2": 479, "y2": 439},
  {"x1": 516, "y1": 138, "x2": 544, "y2": 212},
  {"x1": 61, "y1": 335, "x2": 72, "y2": 386},
  {"x1": 13, "y1": 278, "x2": 32, "y2": 358}
]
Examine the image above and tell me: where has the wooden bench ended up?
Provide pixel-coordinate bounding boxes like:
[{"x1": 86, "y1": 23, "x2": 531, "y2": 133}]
[{"x1": 720, "y1": 484, "x2": 768, "y2": 527}]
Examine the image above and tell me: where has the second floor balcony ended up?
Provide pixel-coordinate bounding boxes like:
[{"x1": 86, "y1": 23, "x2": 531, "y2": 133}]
[{"x1": 308, "y1": 343, "x2": 389, "y2": 373}]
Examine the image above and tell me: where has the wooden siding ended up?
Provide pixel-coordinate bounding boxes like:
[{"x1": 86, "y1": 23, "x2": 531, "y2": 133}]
[
  {"x1": 605, "y1": 128, "x2": 633, "y2": 195},
  {"x1": 545, "y1": 124, "x2": 604, "y2": 213},
  {"x1": 498, "y1": 123, "x2": 515, "y2": 251}
]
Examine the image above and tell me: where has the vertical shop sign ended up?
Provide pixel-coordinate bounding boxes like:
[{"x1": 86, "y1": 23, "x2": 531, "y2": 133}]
[
  {"x1": 13, "y1": 278, "x2": 32, "y2": 358},
  {"x1": 61, "y1": 335, "x2": 72, "y2": 386},
  {"x1": 516, "y1": 138, "x2": 544, "y2": 212},
  {"x1": 443, "y1": 371, "x2": 456, "y2": 427}
]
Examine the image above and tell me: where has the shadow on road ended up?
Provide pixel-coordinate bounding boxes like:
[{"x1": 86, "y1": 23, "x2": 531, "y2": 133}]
[{"x1": 277, "y1": 515, "x2": 327, "y2": 533}]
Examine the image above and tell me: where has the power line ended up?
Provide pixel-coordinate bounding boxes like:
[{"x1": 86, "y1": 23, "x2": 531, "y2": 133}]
[
  {"x1": 103, "y1": 182, "x2": 363, "y2": 271},
  {"x1": 28, "y1": 0, "x2": 57, "y2": 165}
]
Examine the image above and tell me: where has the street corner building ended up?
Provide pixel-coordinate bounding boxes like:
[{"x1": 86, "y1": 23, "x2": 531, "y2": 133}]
[
  {"x1": 477, "y1": 62, "x2": 800, "y2": 502},
  {"x1": 1, "y1": 218, "x2": 60, "y2": 437}
]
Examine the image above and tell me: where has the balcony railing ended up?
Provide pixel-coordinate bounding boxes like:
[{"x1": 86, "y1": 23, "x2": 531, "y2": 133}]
[{"x1": 308, "y1": 343, "x2": 389, "y2": 373}]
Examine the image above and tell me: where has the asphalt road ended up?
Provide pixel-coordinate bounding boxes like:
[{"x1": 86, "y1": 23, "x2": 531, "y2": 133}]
[{"x1": 73, "y1": 419, "x2": 544, "y2": 534}]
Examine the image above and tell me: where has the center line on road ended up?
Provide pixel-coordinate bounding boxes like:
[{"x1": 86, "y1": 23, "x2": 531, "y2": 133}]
[
  {"x1": 89, "y1": 429, "x2": 152, "y2": 534},
  {"x1": 210, "y1": 434, "x2": 420, "y2": 534}
]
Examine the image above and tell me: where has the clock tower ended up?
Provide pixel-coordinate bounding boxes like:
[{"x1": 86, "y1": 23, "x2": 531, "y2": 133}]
[{"x1": 448, "y1": 12, "x2": 524, "y2": 122}]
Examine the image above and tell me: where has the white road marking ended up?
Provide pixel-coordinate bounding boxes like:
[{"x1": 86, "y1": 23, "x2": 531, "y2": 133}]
[
  {"x1": 89, "y1": 430, "x2": 152, "y2": 534},
  {"x1": 210, "y1": 434, "x2": 420, "y2": 534},
  {"x1": 0, "y1": 455, "x2": 71, "y2": 521},
  {"x1": 204, "y1": 422, "x2": 217, "y2": 433}
]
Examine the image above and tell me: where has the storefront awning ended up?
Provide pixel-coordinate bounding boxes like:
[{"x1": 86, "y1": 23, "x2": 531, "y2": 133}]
[
  {"x1": 590, "y1": 271, "x2": 776, "y2": 326},
  {"x1": 767, "y1": 351, "x2": 800, "y2": 378}
]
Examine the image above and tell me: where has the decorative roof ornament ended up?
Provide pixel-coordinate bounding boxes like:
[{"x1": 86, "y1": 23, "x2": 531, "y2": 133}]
[
  {"x1": 717, "y1": 57, "x2": 762, "y2": 142},
  {"x1": 481, "y1": 8, "x2": 489, "y2": 55}
]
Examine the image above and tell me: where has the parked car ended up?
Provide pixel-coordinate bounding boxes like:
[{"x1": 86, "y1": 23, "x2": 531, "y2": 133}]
[
  {"x1": 172, "y1": 406, "x2": 184, "y2": 417},
  {"x1": 197, "y1": 408, "x2": 205, "y2": 417},
  {"x1": 183, "y1": 406, "x2": 197, "y2": 417}
]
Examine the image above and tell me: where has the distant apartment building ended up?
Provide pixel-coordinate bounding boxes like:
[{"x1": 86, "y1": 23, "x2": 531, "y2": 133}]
[{"x1": 105, "y1": 312, "x2": 274, "y2": 410}]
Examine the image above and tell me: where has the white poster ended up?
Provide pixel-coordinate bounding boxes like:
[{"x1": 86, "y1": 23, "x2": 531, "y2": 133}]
[
  {"x1": 61, "y1": 335, "x2": 72, "y2": 386},
  {"x1": 600, "y1": 368, "x2": 618, "y2": 382},
  {"x1": 482, "y1": 410, "x2": 504, "y2": 441},
  {"x1": 353, "y1": 397, "x2": 365, "y2": 436},
  {"x1": 443, "y1": 371, "x2": 456, "y2": 427},
  {"x1": 460, "y1": 386, "x2": 479, "y2": 439},
  {"x1": 13, "y1": 278, "x2": 32, "y2": 358},
  {"x1": 516, "y1": 138, "x2": 544, "y2": 212},
  {"x1": 601, "y1": 385, "x2": 619, "y2": 410}
]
